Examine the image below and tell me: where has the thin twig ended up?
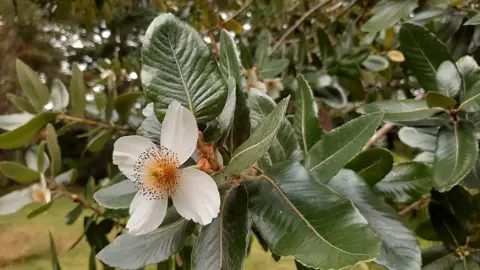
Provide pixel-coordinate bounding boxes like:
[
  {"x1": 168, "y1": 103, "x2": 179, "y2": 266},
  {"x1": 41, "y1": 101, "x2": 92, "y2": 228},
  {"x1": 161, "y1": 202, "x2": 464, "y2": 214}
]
[
  {"x1": 398, "y1": 196, "x2": 430, "y2": 215},
  {"x1": 334, "y1": 0, "x2": 359, "y2": 19},
  {"x1": 270, "y1": 0, "x2": 333, "y2": 56},
  {"x1": 202, "y1": 0, "x2": 255, "y2": 34},
  {"x1": 58, "y1": 114, "x2": 131, "y2": 132}
]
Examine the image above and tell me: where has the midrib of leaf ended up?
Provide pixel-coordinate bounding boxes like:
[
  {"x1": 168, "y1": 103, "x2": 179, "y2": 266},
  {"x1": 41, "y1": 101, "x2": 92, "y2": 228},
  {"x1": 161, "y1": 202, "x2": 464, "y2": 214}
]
[
  {"x1": 217, "y1": 187, "x2": 234, "y2": 269},
  {"x1": 458, "y1": 93, "x2": 480, "y2": 111},
  {"x1": 356, "y1": 159, "x2": 382, "y2": 175},
  {"x1": 405, "y1": 29, "x2": 437, "y2": 78},
  {"x1": 167, "y1": 32, "x2": 194, "y2": 113},
  {"x1": 260, "y1": 175, "x2": 369, "y2": 256},
  {"x1": 449, "y1": 121, "x2": 460, "y2": 182},
  {"x1": 300, "y1": 88, "x2": 308, "y2": 151}
]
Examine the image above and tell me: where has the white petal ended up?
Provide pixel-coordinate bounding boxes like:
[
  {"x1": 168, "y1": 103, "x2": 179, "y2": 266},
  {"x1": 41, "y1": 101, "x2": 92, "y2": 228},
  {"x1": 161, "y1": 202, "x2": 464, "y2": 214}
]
[
  {"x1": 113, "y1": 136, "x2": 156, "y2": 180},
  {"x1": 127, "y1": 193, "x2": 167, "y2": 235},
  {"x1": 137, "y1": 113, "x2": 162, "y2": 144},
  {"x1": 40, "y1": 174, "x2": 47, "y2": 189},
  {"x1": 142, "y1": 103, "x2": 154, "y2": 117},
  {"x1": 0, "y1": 113, "x2": 34, "y2": 131},
  {"x1": 0, "y1": 186, "x2": 33, "y2": 215},
  {"x1": 25, "y1": 149, "x2": 38, "y2": 171},
  {"x1": 172, "y1": 168, "x2": 220, "y2": 225},
  {"x1": 55, "y1": 168, "x2": 76, "y2": 185},
  {"x1": 215, "y1": 149, "x2": 224, "y2": 166},
  {"x1": 161, "y1": 101, "x2": 198, "y2": 165}
]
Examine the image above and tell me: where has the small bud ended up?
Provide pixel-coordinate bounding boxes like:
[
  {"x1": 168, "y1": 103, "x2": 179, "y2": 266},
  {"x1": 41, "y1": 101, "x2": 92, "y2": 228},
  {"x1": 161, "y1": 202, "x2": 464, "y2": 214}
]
[
  {"x1": 198, "y1": 131, "x2": 203, "y2": 140},
  {"x1": 198, "y1": 158, "x2": 212, "y2": 171}
]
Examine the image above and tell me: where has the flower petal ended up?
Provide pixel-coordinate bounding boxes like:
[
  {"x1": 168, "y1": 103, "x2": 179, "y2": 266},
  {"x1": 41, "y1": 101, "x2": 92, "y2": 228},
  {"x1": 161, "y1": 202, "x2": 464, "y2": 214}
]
[
  {"x1": 127, "y1": 192, "x2": 168, "y2": 235},
  {"x1": 161, "y1": 101, "x2": 198, "y2": 165},
  {"x1": 0, "y1": 186, "x2": 33, "y2": 215},
  {"x1": 142, "y1": 103, "x2": 154, "y2": 117},
  {"x1": 172, "y1": 168, "x2": 220, "y2": 225},
  {"x1": 113, "y1": 135, "x2": 157, "y2": 181},
  {"x1": 137, "y1": 113, "x2": 162, "y2": 145}
]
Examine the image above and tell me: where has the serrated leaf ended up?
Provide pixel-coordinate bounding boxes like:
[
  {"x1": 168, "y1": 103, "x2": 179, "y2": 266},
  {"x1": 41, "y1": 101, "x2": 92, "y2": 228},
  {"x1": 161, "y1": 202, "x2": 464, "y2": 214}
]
[
  {"x1": 46, "y1": 124, "x2": 62, "y2": 175},
  {"x1": 85, "y1": 130, "x2": 113, "y2": 153},
  {"x1": 93, "y1": 180, "x2": 136, "y2": 209},
  {"x1": 65, "y1": 204, "x2": 84, "y2": 225},
  {"x1": 294, "y1": 76, "x2": 323, "y2": 152},
  {"x1": 433, "y1": 120, "x2": 478, "y2": 192},
  {"x1": 436, "y1": 61, "x2": 461, "y2": 97},
  {"x1": 0, "y1": 161, "x2": 40, "y2": 184},
  {"x1": 51, "y1": 79, "x2": 69, "y2": 111},
  {"x1": 7, "y1": 93, "x2": 37, "y2": 114},
  {"x1": 425, "y1": 91, "x2": 457, "y2": 108},
  {"x1": 225, "y1": 96, "x2": 290, "y2": 174},
  {"x1": 16, "y1": 59, "x2": 50, "y2": 111},
  {"x1": 49, "y1": 231, "x2": 62, "y2": 270},
  {"x1": 114, "y1": 92, "x2": 143, "y2": 124},
  {"x1": 305, "y1": 112, "x2": 383, "y2": 183},
  {"x1": 0, "y1": 112, "x2": 57, "y2": 149},
  {"x1": 361, "y1": 0, "x2": 418, "y2": 33},
  {"x1": 400, "y1": 23, "x2": 451, "y2": 92},
  {"x1": 141, "y1": 14, "x2": 227, "y2": 123},
  {"x1": 375, "y1": 162, "x2": 433, "y2": 203},
  {"x1": 362, "y1": 55, "x2": 389, "y2": 72},
  {"x1": 398, "y1": 126, "x2": 437, "y2": 151},
  {"x1": 70, "y1": 64, "x2": 87, "y2": 116},
  {"x1": 345, "y1": 148, "x2": 393, "y2": 185},
  {"x1": 329, "y1": 170, "x2": 421, "y2": 270},
  {"x1": 243, "y1": 162, "x2": 380, "y2": 269},
  {"x1": 357, "y1": 100, "x2": 445, "y2": 121},
  {"x1": 258, "y1": 59, "x2": 289, "y2": 79},
  {"x1": 465, "y1": 13, "x2": 480, "y2": 25},
  {"x1": 192, "y1": 186, "x2": 250, "y2": 270}
]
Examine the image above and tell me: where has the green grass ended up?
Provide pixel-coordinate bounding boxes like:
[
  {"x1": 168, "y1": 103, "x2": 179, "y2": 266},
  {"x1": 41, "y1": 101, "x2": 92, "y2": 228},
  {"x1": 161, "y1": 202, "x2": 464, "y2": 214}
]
[{"x1": 0, "y1": 193, "x2": 295, "y2": 270}]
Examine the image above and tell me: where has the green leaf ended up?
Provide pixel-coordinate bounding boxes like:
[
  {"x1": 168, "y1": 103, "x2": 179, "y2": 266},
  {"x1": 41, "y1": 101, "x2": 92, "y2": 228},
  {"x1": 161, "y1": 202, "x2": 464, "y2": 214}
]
[
  {"x1": 243, "y1": 162, "x2": 380, "y2": 269},
  {"x1": 375, "y1": 162, "x2": 433, "y2": 203},
  {"x1": 305, "y1": 112, "x2": 384, "y2": 183},
  {"x1": 28, "y1": 201, "x2": 54, "y2": 219},
  {"x1": 255, "y1": 29, "x2": 271, "y2": 68},
  {"x1": 362, "y1": 55, "x2": 389, "y2": 72},
  {"x1": 302, "y1": 72, "x2": 348, "y2": 109},
  {"x1": 89, "y1": 249, "x2": 97, "y2": 270},
  {"x1": 142, "y1": 14, "x2": 227, "y2": 123},
  {"x1": 433, "y1": 186, "x2": 474, "y2": 234},
  {"x1": 433, "y1": 120, "x2": 478, "y2": 192},
  {"x1": 298, "y1": 31, "x2": 307, "y2": 69},
  {"x1": 398, "y1": 127, "x2": 437, "y2": 151},
  {"x1": 429, "y1": 200, "x2": 469, "y2": 250},
  {"x1": 399, "y1": 23, "x2": 451, "y2": 92},
  {"x1": 457, "y1": 56, "x2": 480, "y2": 101},
  {"x1": 85, "y1": 177, "x2": 95, "y2": 204},
  {"x1": 37, "y1": 142, "x2": 49, "y2": 173},
  {"x1": 46, "y1": 124, "x2": 62, "y2": 175},
  {"x1": 85, "y1": 218, "x2": 111, "y2": 253},
  {"x1": 361, "y1": 0, "x2": 418, "y2": 33},
  {"x1": 0, "y1": 112, "x2": 58, "y2": 149},
  {"x1": 65, "y1": 204, "x2": 84, "y2": 225},
  {"x1": 458, "y1": 93, "x2": 480, "y2": 112},
  {"x1": 70, "y1": 64, "x2": 87, "y2": 116},
  {"x1": 49, "y1": 231, "x2": 62, "y2": 270},
  {"x1": 293, "y1": 75, "x2": 323, "y2": 152},
  {"x1": 93, "y1": 180, "x2": 136, "y2": 209},
  {"x1": 0, "y1": 161, "x2": 40, "y2": 184},
  {"x1": 357, "y1": 100, "x2": 445, "y2": 121},
  {"x1": 421, "y1": 246, "x2": 458, "y2": 270},
  {"x1": 97, "y1": 211, "x2": 195, "y2": 269},
  {"x1": 436, "y1": 61, "x2": 461, "y2": 97},
  {"x1": 344, "y1": 148, "x2": 393, "y2": 185},
  {"x1": 464, "y1": 157, "x2": 480, "y2": 188},
  {"x1": 55, "y1": 168, "x2": 78, "y2": 185},
  {"x1": 225, "y1": 97, "x2": 290, "y2": 174},
  {"x1": 16, "y1": 59, "x2": 50, "y2": 111},
  {"x1": 192, "y1": 186, "x2": 250, "y2": 270},
  {"x1": 85, "y1": 130, "x2": 113, "y2": 153},
  {"x1": 465, "y1": 13, "x2": 480, "y2": 25},
  {"x1": 453, "y1": 259, "x2": 480, "y2": 269},
  {"x1": 258, "y1": 59, "x2": 289, "y2": 79},
  {"x1": 7, "y1": 93, "x2": 37, "y2": 114},
  {"x1": 415, "y1": 221, "x2": 439, "y2": 241},
  {"x1": 238, "y1": 39, "x2": 253, "y2": 69},
  {"x1": 317, "y1": 28, "x2": 336, "y2": 64},
  {"x1": 51, "y1": 79, "x2": 69, "y2": 111},
  {"x1": 329, "y1": 170, "x2": 421, "y2": 270},
  {"x1": 114, "y1": 92, "x2": 143, "y2": 124},
  {"x1": 425, "y1": 92, "x2": 457, "y2": 108},
  {"x1": 0, "y1": 113, "x2": 34, "y2": 131}
]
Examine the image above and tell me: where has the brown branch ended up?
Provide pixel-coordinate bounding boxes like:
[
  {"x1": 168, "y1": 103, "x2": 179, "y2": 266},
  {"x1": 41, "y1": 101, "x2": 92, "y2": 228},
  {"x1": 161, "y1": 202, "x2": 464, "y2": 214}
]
[
  {"x1": 334, "y1": 0, "x2": 359, "y2": 19},
  {"x1": 270, "y1": 0, "x2": 333, "y2": 56},
  {"x1": 58, "y1": 114, "x2": 131, "y2": 132},
  {"x1": 202, "y1": 0, "x2": 255, "y2": 34},
  {"x1": 398, "y1": 196, "x2": 430, "y2": 215}
]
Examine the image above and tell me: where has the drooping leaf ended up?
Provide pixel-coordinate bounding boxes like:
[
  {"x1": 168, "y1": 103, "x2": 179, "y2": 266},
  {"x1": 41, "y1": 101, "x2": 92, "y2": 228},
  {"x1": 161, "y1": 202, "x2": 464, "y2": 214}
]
[
  {"x1": 238, "y1": 39, "x2": 253, "y2": 69},
  {"x1": 65, "y1": 204, "x2": 84, "y2": 225},
  {"x1": 16, "y1": 59, "x2": 50, "y2": 112},
  {"x1": 293, "y1": 75, "x2": 323, "y2": 152},
  {"x1": 361, "y1": 0, "x2": 418, "y2": 33},
  {"x1": 49, "y1": 231, "x2": 62, "y2": 270},
  {"x1": 375, "y1": 162, "x2": 433, "y2": 203},
  {"x1": 357, "y1": 100, "x2": 445, "y2": 121},
  {"x1": 225, "y1": 96, "x2": 290, "y2": 174},
  {"x1": 85, "y1": 130, "x2": 113, "y2": 153},
  {"x1": 114, "y1": 92, "x2": 143, "y2": 124},
  {"x1": 243, "y1": 162, "x2": 381, "y2": 269},
  {"x1": 258, "y1": 59, "x2": 289, "y2": 79},
  {"x1": 344, "y1": 148, "x2": 393, "y2": 185},
  {"x1": 465, "y1": 13, "x2": 480, "y2": 25},
  {"x1": 93, "y1": 180, "x2": 136, "y2": 209},
  {"x1": 51, "y1": 79, "x2": 69, "y2": 111},
  {"x1": 28, "y1": 201, "x2": 54, "y2": 219},
  {"x1": 436, "y1": 61, "x2": 461, "y2": 97},
  {"x1": 329, "y1": 170, "x2": 421, "y2": 270},
  {"x1": 305, "y1": 112, "x2": 383, "y2": 183},
  {"x1": 0, "y1": 112, "x2": 57, "y2": 149},
  {"x1": 399, "y1": 23, "x2": 451, "y2": 92},
  {"x1": 141, "y1": 14, "x2": 227, "y2": 123},
  {"x1": 302, "y1": 72, "x2": 348, "y2": 109},
  {"x1": 298, "y1": 31, "x2": 307, "y2": 69},
  {"x1": 0, "y1": 161, "x2": 40, "y2": 184},
  {"x1": 46, "y1": 124, "x2": 62, "y2": 175},
  {"x1": 70, "y1": 64, "x2": 87, "y2": 116},
  {"x1": 192, "y1": 186, "x2": 251, "y2": 270},
  {"x1": 432, "y1": 186, "x2": 474, "y2": 234},
  {"x1": 433, "y1": 120, "x2": 478, "y2": 192},
  {"x1": 425, "y1": 91, "x2": 457, "y2": 109},
  {"x1": 429, "y1": 201, "x2": 469, "y2": 250},
  {"x1": 362, "y1": 55, "x2": 389, "y2": 72},
  {"x1": 398, "y1": 126, "x2": 437, "y2": 151}
]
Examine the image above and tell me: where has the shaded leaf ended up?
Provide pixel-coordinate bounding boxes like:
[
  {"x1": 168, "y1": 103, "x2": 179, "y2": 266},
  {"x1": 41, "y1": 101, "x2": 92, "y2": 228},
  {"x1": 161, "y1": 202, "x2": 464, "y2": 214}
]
[
  {"x1": 28, "y1": 201, "x2": 54, "y2": 219},
  {"x1": 16, "y1": 59, "x2": 50, "y2": 111},
  {"x1": 361, "y1": 0, "x2": 418, "y2": 33},
  {"x1": 7, "y1": 93, "x2": 37, "y2": 114},
  {"x1": 398, "y1": 127, "x2": 437, "y2": 151},
  {"x1": 345, "y1": 148, "x2": 393, "y2": 185},
  {"x1": 203, "y1": 78, "x2": 236, "y2": 142},
  {"x1": 70, "y1": 64, "x2": 87, "y2": 116},
  {"x1": 255, "y1": 29, "x2": 271, "y2": 68},
  {"x1": 51, "y1": 79, "x2": 69, "y2": 111},
  {"x1": 436, "y1": 61, "x2": 461, "y2": 97},
  {"x1": 464, "y1": 157, "x2": 480, "y2": 188},
  {"x1": 65, "y1": 204, "x2": 84, "y2": 225},
  {"x1": 425, "y1": 91, "x2": 457, "y2": 109},
  {"x1": 46, "y1": 124, "x2": 62, "y2": 175},
  {"x1": 357, "y1": 100, "x2": 445, "y2": 121},
  {"x1": 85, "y1": 130, "x2": 113, "y2": 153},
  {"x1": 258, "y1": 59, "x2": 289, "y2": 79},
  {"x1": 465, "y1": 13, "x2": 480, "y2": 25},
  {"x1": 114, "y1": 92, "x2": 143, "y2": 124},
  {"x1": 421, "y1": 246, "x2": 458, "y2": 270},
  {"x1": 93, "y1": 180, "x2": 136, "y2": 209},
  {"x1": 49, "y1": 231, "x2": 62, "y2": 270}
]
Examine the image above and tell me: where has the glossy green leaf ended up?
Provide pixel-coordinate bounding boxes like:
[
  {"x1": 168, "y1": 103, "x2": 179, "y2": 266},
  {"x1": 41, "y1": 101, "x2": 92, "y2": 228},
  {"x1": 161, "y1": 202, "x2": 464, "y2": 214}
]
[
  {"x1": 305, "y1": 112, "x2": 383, "y2": 183},
  {"x1": 142, "y1": 14, "x2": 227, "y2": 123},
  {"x1": 70, "y1": 64, "x2": 87, "y2": 116},
  {"x1": 421, "y1": 246, "x2": 458, "y2": 270},
  {"x1": 28, "y1": 201, "x2": 54, "y2": 219},
  {"x1": 49, "y1": 231, "x2": 62, "y2": 270},
  {"x1": 376, "y1": 162, "x2": 433, "y2": 203},
  {"x1": 51, "y1": 79, "x2": 69, "y2": 111},
  {"x1": 344, "y1": 148, "x2": 393, "y2": 185},
  {"x1": 398, "y1": 127, "x2": 437, "y2": 151},
  {"x1": 465, "y1": 13, "x2": 480, "y2": 25},
  {"x1": 293, "y1": 75, "x2": 323, "y2": 152},
  {"x1": 7, "y1": 93, "x2": 37, "y2": 114},
  {"x1": 243, "y1": 162, "x2": 380, "y2": 269},
  {"x1": 362, "y1": 55, "x2": 389, "y2": 72},
  {"x1": 192, "y1": 186, "x2": 250, "y2": 270},
  {"x1": 436, "y1": 61, "x2": 461, "y2": 97},
  {"x1": 400, "y1": 23, "x2": 451, "y2": 92},
  {"x1": 114, "y1": 92, "x2": 143, "y2": 123},
  {"x1": 0, "y1": 161, "x2": 40, "y2": 184},
  {"x1": 258, "y1": 59, "x2": 289, "y2": 79},
  {"x1": 255, "y1": 29, "x2": 271, "y2": 68},
  {"x1": 93, "y1": 180, "x2": 136, "y2": 209},
  {"x1": 433, "y1": 120, "x2": 478, "y2": 192},
  {"x1": 225, "y1": 97, "x2": 290, "y2": 174},
  {"x1": 357, "y1": 100, "x2": 444, "y2": 121},
  {"x1": 329, "y1": 170, "x2": 421, "y2": 270},
  {"x1": 85, "y1": 130, "x2": 113, "y2": 153},
  {"x1": 429, "y1": 201, "x2": 469, "y2": 250},
  {"x1": 361, "y1": 0, "x2": 418, "y2": 33},
  {"x1": 97, "y1": 211, "x2": 195, "y2": 269},
  {"x1": 65, "y1": 204, "x2": 84, "y2": 225},
  {"x1": 16, "y1": 59, "x2": 50, "y2": 111},
  {"x1": 425, "y1": 92, "x2": 457, "y2": 109},
  {"x1": 46, "y1": 124, "x2": 62, "y2": 175}
]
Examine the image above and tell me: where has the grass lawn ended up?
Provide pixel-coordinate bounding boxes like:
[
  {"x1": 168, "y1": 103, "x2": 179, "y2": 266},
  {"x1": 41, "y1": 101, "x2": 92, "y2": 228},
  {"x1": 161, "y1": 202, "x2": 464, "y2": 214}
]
[{"x1": 0, "y1": 192, "x2": 295, "y2": 270}]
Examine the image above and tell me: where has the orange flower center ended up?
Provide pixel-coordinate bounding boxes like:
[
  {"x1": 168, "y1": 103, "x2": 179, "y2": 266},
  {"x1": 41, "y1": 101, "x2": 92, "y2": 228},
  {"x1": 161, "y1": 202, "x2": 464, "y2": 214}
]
[{"x1": 144, "y1": 160, "x2": 179, "y2": 197}]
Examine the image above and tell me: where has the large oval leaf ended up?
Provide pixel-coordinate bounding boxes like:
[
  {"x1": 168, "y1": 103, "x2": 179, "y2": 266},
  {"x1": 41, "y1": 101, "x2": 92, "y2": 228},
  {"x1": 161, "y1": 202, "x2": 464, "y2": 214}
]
[
  {"x1": 0, "y1": 161, "x2": 40, "y2": 184},
  {"x1": 93, "y1": 180, "x2": 136, "y2": 209},
  {"x1": 436, "y1": 61, "x2": 461, "y2": 97},
  {"x1": 344, "y1": 148, "x2": 393, "y2": 185},
  {"x1": 357, "y1": 100, "x2": 445, "y2": 121},
  {"x1": 433, "y1": 120, "x2": 478, "y2": 192},
  {"x1": 141, "y1": 14, "x2": 227, "y2": 123},
  {"x1": 361, "y1": 0, "x2": 418, "y2": 33},
  {"x1": 16, "y1": 59, "x2": 50, "y2": 112},
  {"x1": 398, "y1": 126, "x2": 437, "y2": 151}
]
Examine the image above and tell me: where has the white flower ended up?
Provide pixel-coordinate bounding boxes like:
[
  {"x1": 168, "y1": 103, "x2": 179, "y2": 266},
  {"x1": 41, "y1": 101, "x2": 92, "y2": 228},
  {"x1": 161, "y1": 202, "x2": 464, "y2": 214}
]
[
  {"x1": 0, "y1": 174, "x2": 51, "y2": 215},
  {"x1": 113, "y1": 101, "x2": 221, "y2": 235}
]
